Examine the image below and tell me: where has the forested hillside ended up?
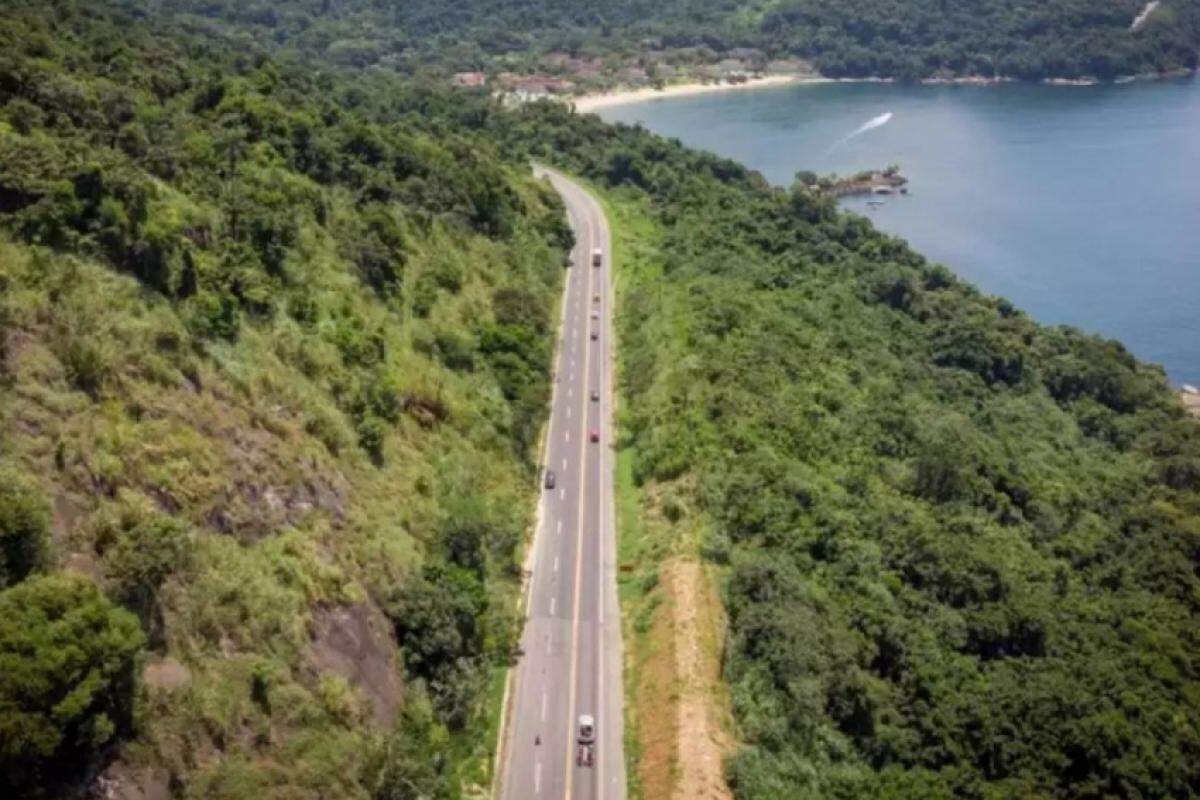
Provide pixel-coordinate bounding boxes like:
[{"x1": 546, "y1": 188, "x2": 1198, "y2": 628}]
[
  {"x1": 0, "y1": 3, "x2": 570, "y2": 797},
  {"x1": 146, "y1": 0, "x2": 1200, "y2": 80},
  {"x1": 501, "y1": 107, "x2": 1200, "y2": 797}
]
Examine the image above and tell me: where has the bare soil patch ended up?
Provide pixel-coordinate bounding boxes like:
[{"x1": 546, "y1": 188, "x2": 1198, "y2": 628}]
[
  {"x1": 666, "y1": 559, "x2": 732, "y2": 800},
  {"x1": 143, "y1": 657, "x2": 192, "y2": 692},
  {"x1": 635, "y1": 581, "x2": 678, "y2": 800},
  {"x1": 635, "y1": 557, "x2": 733, "y2": 799}
]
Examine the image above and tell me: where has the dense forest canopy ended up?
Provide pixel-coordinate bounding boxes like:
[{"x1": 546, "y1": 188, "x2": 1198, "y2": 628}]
[{"x1": 140, "y1": 0, "x2": 1200, "y2": 80}]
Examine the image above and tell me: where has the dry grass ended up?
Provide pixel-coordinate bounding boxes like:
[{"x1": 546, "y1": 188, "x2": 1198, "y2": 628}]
[{"x1": 664, "y1": 559, "x2": 732, "y2": 800}]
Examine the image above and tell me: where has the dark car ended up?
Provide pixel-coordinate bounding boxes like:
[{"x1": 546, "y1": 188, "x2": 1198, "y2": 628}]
[
  {"x1": 590, "y1": 330, "x2": 599, "y2": 340},
  {"x1": 589, "y1": 429, "x2": 600, "y2": 443},
  {"x1": 591, "y1": 389, "x2": 600, "y2": 402},
  {"x1": 544, "y1": 470, "x2": 556, "y2": 489}
]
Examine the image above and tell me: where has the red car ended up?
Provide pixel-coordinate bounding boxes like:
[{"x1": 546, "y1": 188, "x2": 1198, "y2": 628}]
[{"x1": 589, "y1": 429, "x2": 600, "y2": 443}]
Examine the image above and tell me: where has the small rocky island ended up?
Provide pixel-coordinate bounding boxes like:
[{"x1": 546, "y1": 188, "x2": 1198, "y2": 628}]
[
  {"x1": 1180, "y1": 385, "x2": 1200, "y2": 418},
  {"x1": 798, "y1": 165, "x2": 909, "y2": 198}
]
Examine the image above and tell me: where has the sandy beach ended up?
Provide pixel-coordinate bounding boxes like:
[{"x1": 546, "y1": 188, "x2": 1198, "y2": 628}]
[{"x1": 571, "y1": 74, "x2": 825, "y2": 112}]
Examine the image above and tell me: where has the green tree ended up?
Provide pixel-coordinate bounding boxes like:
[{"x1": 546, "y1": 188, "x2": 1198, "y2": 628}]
[
  {"x1": 0, "y1": 468, "x2": 50, "y2": 588},
  {"x1": 0, "y1": 573, "x2": 145, "y2": 795},
  {"x1": 368, "y1": 690, "x2": 453, "y2": 800},
  {"x1": 103, "y1": 514, "x2": 193, "y2": 632}
]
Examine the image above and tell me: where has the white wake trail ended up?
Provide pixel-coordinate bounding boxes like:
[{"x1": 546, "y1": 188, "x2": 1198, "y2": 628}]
[{"x1": 827, "y1": 111, "x2": 894, "y2": 155}]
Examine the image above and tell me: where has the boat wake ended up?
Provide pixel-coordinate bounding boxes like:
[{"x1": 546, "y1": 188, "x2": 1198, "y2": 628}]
[{"x1": 827, "y1": 111, "x2": 893, "y2": 155}]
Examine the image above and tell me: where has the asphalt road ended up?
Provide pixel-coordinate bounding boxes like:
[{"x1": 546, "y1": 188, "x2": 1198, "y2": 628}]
[{"x1": 499, "y1": 168, "x2": 626, "y2": 800}]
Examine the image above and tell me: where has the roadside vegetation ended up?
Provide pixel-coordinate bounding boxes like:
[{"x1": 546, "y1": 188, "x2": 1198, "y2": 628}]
[
  {"x1": 601, "y1": 185, "x2": 736, "y2": 800},
  {"x1": 0, "y1": 4, "x2": 570, "y2": 797}
]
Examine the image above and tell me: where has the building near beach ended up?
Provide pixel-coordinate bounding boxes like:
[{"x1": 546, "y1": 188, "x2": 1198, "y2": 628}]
[{"x1": 451, "y1": 72, "x2": 486, "y2": 87}]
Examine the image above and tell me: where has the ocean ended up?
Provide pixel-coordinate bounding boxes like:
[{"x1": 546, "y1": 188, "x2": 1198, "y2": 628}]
[{"x1": 595, "y1": 77, "x2": 1200, "y2": 383}]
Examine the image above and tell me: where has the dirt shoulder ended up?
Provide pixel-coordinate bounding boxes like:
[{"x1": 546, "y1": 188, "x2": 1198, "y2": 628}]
[
  {"x1": 627, "y1": 553, "x2": 732, "y2": 800},
  {"x1": 664, "y1": 559, "x2": 733, "y2": 800}
]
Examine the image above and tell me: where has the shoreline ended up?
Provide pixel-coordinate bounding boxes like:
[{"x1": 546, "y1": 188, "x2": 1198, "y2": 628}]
[
  {"x1": 571, "y1": 75, "x2": 825, "y2": 112},
  {"x1": 567, "y1": 68, "x2": 1196, "y2": 112}
]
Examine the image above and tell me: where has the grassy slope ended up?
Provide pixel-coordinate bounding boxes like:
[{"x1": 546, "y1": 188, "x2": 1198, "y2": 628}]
[
  {"x1": 0, "y1": 4, "x2": 570, "y2": 797},
  {"x1": 0, "y1": 209, "x2": 558, "y2": 797}
]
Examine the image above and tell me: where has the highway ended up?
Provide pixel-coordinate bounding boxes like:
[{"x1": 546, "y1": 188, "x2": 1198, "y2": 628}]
[{"x1": 498, "y1": 167, "x2": 626, "y2": 800}]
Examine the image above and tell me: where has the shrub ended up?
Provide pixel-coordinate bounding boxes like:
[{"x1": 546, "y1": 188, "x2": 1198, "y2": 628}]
[
  {"x1": 0, "y1": 468, "x2": 50, "y2": 588},
  {"x1": 367, "y1": 689, "x2": 452, "y2": 800},
  {"x1": 60, "y1": 333, "x2": 111, "y2": 398},
  {"x1": 0, "y1": 573, "x2": 145, "y2": 795},
  {"x1": 103, "y1": 514, "x2": 192, "y2": 632},
  {"x1": 357, "y1": 414, "x2": 388, "y2": 465},
  {"x1": 388, "y1": 565, "x2": 486, "y2": 730}
]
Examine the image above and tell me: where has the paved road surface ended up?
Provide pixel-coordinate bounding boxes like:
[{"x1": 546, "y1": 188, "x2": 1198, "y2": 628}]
[{"x1": 498, "y1": 168, "x2": 626, "y2": 800}]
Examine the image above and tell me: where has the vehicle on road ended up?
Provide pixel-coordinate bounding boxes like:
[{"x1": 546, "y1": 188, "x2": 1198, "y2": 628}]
[
  {"x1": 544, "y1": 470, "x2": 556, "y2": 489},
  {"x1": 589, "y1": 429, "x2": 600, "y2": 443},
  {"x1": 576, "y1": 714, "x2": 595, "y2": 768},
  {"x1": 591, "y1": 389, "x2": 599, "y2": 402},
  {"x1": 591, "y1": 248, "x2": 602, "y2": 267},
  {"x1": 593, "y1": 293, "x2": 600, "y2": 302},
  {"x1": 590, "y1": 330, "x2": 598, "y2": 341},
  {"x1": 590, "y1": 310, "x2": 599, "y2": 320}
]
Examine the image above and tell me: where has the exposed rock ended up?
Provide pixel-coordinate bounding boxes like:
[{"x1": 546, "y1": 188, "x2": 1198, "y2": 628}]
[
  {"x1": 91, "y1": 762, "x2": 170, "y2": 800},
  {"x1": 263, "y1": 486, "x2": 284, "y2": 513},
  {"x1": 63, "y1": 550, "x2": 104, "y2": 581},
  {"x1": 823, "y1": 168, "x2": 909, "y2": 198},
  {"x1": 306, "y1": 603, "x2": 402, "y2": 730}
]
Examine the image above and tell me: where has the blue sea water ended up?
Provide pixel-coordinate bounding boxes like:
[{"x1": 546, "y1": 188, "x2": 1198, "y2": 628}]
[{"x1": 595, "y1": 78, "x2": 1200, "y2": 383}]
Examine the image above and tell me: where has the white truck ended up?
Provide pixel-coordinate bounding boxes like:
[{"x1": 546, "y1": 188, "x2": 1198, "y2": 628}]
[
  {"x1": 576, "y1": 714, "x2": 595, "y2": 767},
  {"x1": 591, "y1": 247, "x2": 602, "y2": 267}
]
